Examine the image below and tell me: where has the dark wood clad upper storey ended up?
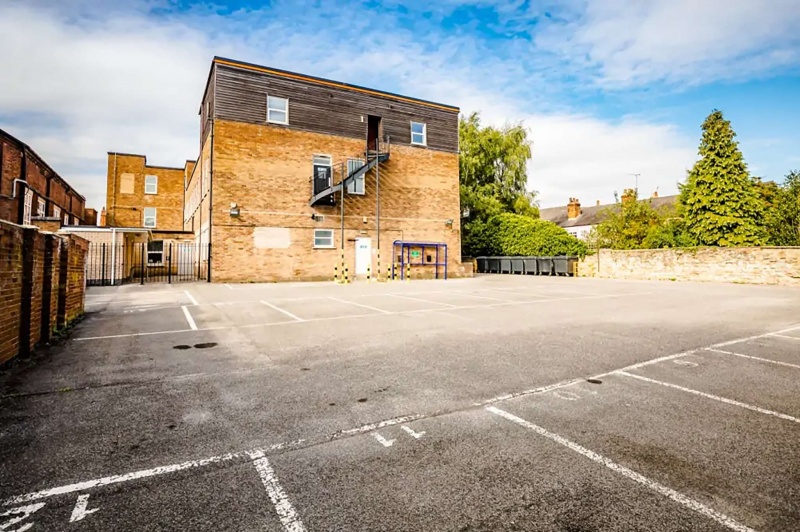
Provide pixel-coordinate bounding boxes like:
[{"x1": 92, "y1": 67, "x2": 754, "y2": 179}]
[{"x1": 205, "y1": 57, "x2": 460, "y2": 153}]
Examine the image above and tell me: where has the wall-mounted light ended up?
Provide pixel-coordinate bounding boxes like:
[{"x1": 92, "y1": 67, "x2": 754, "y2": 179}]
[
  {"x1": 230, "y1": 202, "x2": 240, "y2": 217},
  {"x1": 445, "y1": 219, "x2": 454, "y2": 227}
]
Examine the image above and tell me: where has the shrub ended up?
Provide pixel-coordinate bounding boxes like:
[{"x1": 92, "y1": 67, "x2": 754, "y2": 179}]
[{"x1": 475, "y1": 213, "x2": 588, "y2": 257}]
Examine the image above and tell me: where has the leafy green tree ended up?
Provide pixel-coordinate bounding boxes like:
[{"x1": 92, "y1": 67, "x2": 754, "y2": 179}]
[
  {"x1": 589, "y1": 189, "x2": 662, "y2": 249},
  {"x1": 763, "y1": 171, "x2": 800, "y2": 245},
  {"x1": 472, "y1": 213, "x2": 587, "y2": 258},
  {"x1": 459, "y1": 112, "x2": 537, "y2": 255},
  {"x1": 679, "y1": 110, "x2": 766, "y2": 246}
]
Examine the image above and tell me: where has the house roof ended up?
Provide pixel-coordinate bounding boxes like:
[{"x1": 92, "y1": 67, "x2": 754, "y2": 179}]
[
  {"x1": 1, "y1": 128, "x2": 87, "y2": 202},
  {"x1": 540, "y1": 195, "x2": 678, "y2": 228}
]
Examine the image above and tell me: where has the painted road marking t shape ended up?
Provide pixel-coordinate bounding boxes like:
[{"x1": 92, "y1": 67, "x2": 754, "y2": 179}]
[{"x1": 69, "y1": 494, "x2": 99, "y2": 523}]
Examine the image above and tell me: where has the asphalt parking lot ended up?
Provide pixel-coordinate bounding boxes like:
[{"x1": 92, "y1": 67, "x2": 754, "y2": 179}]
[{"x1": 1, "y1": 275, "x2": 799, "y2": 531}]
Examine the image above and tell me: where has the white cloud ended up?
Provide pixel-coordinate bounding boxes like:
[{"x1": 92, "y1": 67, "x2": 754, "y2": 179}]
[
  {"x1": 536, "y1": 0, "x2": 800, "y2": 87},
  {"x1": 0, "y1": 0, "x2": 776, "y2": 216},
  {"x1": 526, "y1": 114, "x2": 696, "y2": 207}
]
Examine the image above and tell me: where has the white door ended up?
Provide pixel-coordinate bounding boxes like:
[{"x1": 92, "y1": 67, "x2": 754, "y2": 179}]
[{"x1": 355, "y1": 238, "x2": 371, "y2": 276}]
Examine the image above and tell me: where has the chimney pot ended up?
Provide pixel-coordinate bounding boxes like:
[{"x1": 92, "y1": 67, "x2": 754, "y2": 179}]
[{"x1": 567, "y1": 198, "x2": 581, "y2": 220}]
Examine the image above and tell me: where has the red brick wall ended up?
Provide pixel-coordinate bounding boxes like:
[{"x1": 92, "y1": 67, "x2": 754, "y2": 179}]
[
  {"x1": 0, "y1": 220, "x2": 87, "y2": 365},
  {"x1": 0, "y1": 222, "x2": 23, "y2": 364},
  {"x1": 0, "y1": 138, "x2": 22, "y2": 222},
  {"x1": 0, "y1": 135, "x2": 86, "y2": 226},
  {"x1": 28, "y1": 230, "x2": 45, "y2": 350},
  {"x1": 65, "y1": 235, "x2": 87, "y2": 322}
]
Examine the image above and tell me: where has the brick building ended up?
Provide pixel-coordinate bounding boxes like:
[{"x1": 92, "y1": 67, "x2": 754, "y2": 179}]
[
  {"x1": 106, "y1": 152, "x2": 195, "y2": 231},
  {"x1": 0, "y1": 128, "x2": 86, "y2": 227},
  {"x1": 181, "y1": 57, "x2": 464, "y2": 282}
]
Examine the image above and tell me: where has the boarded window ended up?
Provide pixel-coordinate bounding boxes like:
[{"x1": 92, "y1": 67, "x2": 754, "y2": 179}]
[
  {"x1": 120, "y1": 173, "x2": 135, "y2": 194},
  {"x1": 254, "y1": 227, "x2": 291, "y2": 249}
]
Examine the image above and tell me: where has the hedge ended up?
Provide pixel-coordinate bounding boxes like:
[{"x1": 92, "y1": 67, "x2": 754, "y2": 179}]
[{"x1": 475, "y1": 213, "x2": 588, "y2": 258}]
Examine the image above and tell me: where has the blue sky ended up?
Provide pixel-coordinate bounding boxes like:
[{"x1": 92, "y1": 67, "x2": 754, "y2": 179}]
[{"x1": 1, "y1": 0, "x2": 799, "y2": 212}]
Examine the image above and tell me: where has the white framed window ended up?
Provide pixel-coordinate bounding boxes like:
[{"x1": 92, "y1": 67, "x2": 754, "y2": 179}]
[
  {"x1": 37, "y1": 197, "x2": 46, "y2": 217},
  {"x1": 313, "y1": 229, "x2": 334, "y2": 249},
  {"x1": 267, "y1": 95, "x2": 288, "y2": 124},
  {"x1": 145, "y1": 175, "x2": 158, "y2": 194},
  {"x1": 143, "y1": 207, "x2": 157, "y2": 228},
  {"x1": 63, "y1": 213, "x2": 69, "y2": 225},
  {"x1": 410, "y1": 121, "x2": 426, "y2": 146},
  {"x1": 53, "y1": 206, "x2": 61, "y2": 219},
  {"x1": 346, "y1": 158, "x2": 365, "y2": 195},
  {"x1": 23, "y1": 189, "x2": 33, "y2": 225},
  {"x1": 147, "y1": 240, "x2": 164, "y2": 264}
]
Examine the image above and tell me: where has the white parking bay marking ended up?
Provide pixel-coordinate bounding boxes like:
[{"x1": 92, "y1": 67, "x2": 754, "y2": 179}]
[
  {"x1": 260, "y1": 301, "x2": 305, "y2": 322},
  {"x1": 401, "y1": 425, "x2": 425, "y2": 439},
  {"x1": 0, "y1": 503, "x2": 45, "y2": 532},
  {"x1": 486, "y1": 406, "x2": 755, "y2": 532},
  {"x1": 69, "y1": 494, "x2": 99, "y2": 522},
  {"x1": 182, "y1": 306, "x2": 198, "y2": 331},
  {"x1": 2, "y1": 441, "x2": 301, "y2": 506},
  {"x1": 617, "y1": 371, "x2": 800, "y2": 424},
  {"x1": 328, "y1": 297, "x2": 390, "y2": 314},
  {"x1": 250, "y1": 451, "x2": 307, "y2": 532},
  {"x1": 706, "y1": 348, "x2": 800, "y2": 370},
  {"x1": 769, "y1": 333, "x2": 800, "y2": 341},
  {"x1": 184, "y1": 290, "x2": 199, "y2": 306},
  {"x1": 372, "y1": 433, "x2": 396, "y2": 447}
]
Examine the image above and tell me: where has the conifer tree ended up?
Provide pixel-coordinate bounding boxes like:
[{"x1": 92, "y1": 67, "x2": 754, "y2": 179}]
[{"x1": 680, "y1": 110, "x2": 765, "y2": 246}]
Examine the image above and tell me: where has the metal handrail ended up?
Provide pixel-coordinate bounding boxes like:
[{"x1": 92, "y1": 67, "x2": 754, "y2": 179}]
[{"x1": 308, "y1": 135, "x2": 390, "y2": 201}]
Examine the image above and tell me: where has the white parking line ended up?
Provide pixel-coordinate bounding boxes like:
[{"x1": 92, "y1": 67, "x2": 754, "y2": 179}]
[
  {"x1": 184, "y1": 290, "x2": 199, "y2": 306},
  {"x1": 250, "y1": 451, "x2": 307, "y2": 532},
  {"x1": 616, "y1": 371, "x2": 800, "y2": 424},
  {"x1": 182, "y1": 306, "x2": 198, "y2": 330},
  {"x1": 705, "y1": 348, "x2": 800, "y2": 370},
  {"x1": 769, "y1": 333, "x2": 800, "y2": 341},
  {"x1": 2, "y1": 441, "x2": 302, "y2": 506},
  {"x1": 453, "y1": 291, "x2": 513, "y2": 302},
  {"x1": 73, "y1": 292, "x2": 654, "y2": 341},
  {"x1": 328, "y1": 296, "x2": 391, "y2": 314},
  {"x1": 386, "y1": 293, "x2": 458, "y2": 307},
  {"x1": 713, "y1": 325, "x2": 800, "y2": 347},
  {"x1": 486, "y1": 406, "x2": 755, "y2": 532},
  {"x1": 261, "y1": 301, "x2": 305, "y2": 322}
]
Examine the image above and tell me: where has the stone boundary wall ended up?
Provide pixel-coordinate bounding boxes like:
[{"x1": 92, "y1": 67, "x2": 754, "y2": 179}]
[
  {"x1": 0, "y1": 220, "x2": 88, "y2": 365},
  {"x1": 578, "y1": 247, "x2": 800, "y2": 285}
]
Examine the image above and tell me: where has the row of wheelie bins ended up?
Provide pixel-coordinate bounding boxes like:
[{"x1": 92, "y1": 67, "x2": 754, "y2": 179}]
[{"x1": 475, "y1": 256, "x2": 578, "y2": 276}]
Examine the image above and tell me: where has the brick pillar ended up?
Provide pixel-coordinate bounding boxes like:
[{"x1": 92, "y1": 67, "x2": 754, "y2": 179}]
[
  {"x1": 57, "y1": 238, "x2": 69, "y2": 330},
  {"x1": 40, "y1": 235, "x2": 56, "y2": 344},
  {"x1": 18, "y1": 227, "x2": 35, "y2": 355}
]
